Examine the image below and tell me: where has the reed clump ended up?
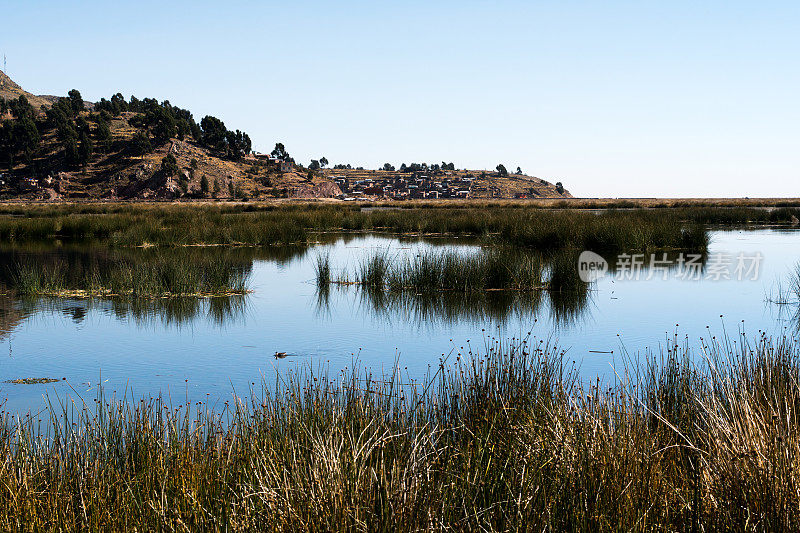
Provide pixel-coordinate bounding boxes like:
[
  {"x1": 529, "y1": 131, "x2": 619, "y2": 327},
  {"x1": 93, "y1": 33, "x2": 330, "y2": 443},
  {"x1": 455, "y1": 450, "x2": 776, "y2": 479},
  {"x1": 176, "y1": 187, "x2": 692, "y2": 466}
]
[
  {"x1": 8, "y1": 253, "x2": 250, "y2": 297},
  {"x1": 1, "y1": 333, "x2": 800, "y2": 530},
  {"x1": 313, "y1": 252, "x2": 331, "y2": 287},
  {"x1": 335, "y1": 249, "x2": 545, "y2": 292}
]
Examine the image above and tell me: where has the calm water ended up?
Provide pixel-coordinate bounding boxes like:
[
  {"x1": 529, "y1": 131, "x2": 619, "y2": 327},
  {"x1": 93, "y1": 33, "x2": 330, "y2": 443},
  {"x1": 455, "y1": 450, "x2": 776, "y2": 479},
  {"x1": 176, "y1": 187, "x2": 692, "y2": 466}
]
[{"x1": 1, "y1": 228, "x2": 798, "y2": 413}]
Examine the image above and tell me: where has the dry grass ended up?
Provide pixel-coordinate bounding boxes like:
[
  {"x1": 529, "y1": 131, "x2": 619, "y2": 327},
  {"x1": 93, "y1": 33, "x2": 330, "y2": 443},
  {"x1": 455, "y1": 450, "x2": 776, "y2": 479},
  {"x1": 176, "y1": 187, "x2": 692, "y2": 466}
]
[{"x1": 1, "y1": 333, "x2": 800, "y2": 530}]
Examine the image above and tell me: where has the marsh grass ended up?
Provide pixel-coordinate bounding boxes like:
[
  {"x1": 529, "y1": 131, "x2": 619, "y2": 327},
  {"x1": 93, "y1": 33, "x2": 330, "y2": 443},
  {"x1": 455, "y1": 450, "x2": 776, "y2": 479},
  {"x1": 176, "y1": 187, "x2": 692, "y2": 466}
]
[
  {"x1": 8, "y1": 253, "x2": 250, "y2": 297},
  {"x1": 313, "y1": 252, "x2": 331, "y2": 287},
  {"x1": 319, "y1": 249, "x2": 598, "y2": 327},
  {"x1": 336, "y1": 249, "x2": 546, "y2": 293},
  {"x1": 0, "y1": 203, "x2": 744, "y2": 253},
  {"x1": 2, "y1": 333, "x2": 800, "y2": 530}
]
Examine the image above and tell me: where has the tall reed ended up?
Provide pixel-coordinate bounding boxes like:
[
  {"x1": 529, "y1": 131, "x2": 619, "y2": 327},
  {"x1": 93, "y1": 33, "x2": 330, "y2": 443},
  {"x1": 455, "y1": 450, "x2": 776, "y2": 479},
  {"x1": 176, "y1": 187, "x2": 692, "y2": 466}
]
[
  {"x1": 7, "y1": 253, "x2": 251, "y2": 297},
  {"x1": 337, "y1": 249, "x2": 545, "y2": 293},
  {"x1": 1, "y1": 333, "x2": 800, "y2": 530}
]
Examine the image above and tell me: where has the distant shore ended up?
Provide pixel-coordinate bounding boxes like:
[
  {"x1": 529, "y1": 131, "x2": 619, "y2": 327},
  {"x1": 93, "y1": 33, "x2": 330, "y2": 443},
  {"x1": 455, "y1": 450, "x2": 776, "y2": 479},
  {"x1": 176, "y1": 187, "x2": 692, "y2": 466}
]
[{"x1": 0, "y1": 197, "x2": 798, "y2": 209}]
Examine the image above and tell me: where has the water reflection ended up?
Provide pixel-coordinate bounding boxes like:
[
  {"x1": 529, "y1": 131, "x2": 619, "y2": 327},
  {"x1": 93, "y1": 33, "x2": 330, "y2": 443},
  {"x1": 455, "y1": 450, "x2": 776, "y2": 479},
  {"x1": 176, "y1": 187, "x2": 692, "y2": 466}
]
[
  {"x1": 0, "y1": 238, "x2": 714, "y2": 337},
  {"x1": 14, "y1": 295, "x2": 249, "y2": 329},
  {"x1": 0, "y1": 292, "x2": 30, "y2": 340},
  {"x1": 318, "y1": 273, "x2": 594, "y2": 329},
  {"x1": 0, "y1": 244, "x2": 313, "y2": 291}
]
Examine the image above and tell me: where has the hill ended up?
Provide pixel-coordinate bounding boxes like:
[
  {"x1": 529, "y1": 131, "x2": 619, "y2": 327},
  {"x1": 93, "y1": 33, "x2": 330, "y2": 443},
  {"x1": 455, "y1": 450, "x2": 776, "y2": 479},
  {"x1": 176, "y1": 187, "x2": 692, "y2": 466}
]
[
  {"x1": 319, "y1": 167, "x2": 568, "y2": 200},
  {"x1": 0, "y1": 71, "x2": 571, "y2": 201},
  {"x1": 0, "y1": 70, "x2": 59, "y2": 110}
]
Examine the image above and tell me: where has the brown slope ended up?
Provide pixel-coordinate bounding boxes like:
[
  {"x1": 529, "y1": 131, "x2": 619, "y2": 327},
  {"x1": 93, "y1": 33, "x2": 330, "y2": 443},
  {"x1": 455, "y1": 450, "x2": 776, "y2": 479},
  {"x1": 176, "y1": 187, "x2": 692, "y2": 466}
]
[{"x1": 0, "y1": 69, "x2": 58, "y2": 110}]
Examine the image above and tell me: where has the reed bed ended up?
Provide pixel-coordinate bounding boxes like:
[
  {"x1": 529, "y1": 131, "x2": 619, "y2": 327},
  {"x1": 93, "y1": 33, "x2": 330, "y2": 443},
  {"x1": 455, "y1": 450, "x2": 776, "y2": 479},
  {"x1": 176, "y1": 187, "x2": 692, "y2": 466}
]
[
  {"x1": 1, "y1": 333, "x2": 800, "y2": 530},
  {"x1": 0, "y1": 203, "x2": 778, "y2": 253},
  {"x1": 7, "y1": 253, "x2": 250, "y2": 297},
  {"x1": 320, "y1": 249, "x2": 558, "y2": 292},
  {"x1": 318, "y1": 249, "x2": 591, "y2": 326}
]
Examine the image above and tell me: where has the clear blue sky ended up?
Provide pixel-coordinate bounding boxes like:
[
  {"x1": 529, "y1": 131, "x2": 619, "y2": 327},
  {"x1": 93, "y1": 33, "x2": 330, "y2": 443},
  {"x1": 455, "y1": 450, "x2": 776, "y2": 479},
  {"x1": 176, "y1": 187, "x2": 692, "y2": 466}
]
[{"x1": 2, "y1": 1, "x2": 798, "y2": 197}]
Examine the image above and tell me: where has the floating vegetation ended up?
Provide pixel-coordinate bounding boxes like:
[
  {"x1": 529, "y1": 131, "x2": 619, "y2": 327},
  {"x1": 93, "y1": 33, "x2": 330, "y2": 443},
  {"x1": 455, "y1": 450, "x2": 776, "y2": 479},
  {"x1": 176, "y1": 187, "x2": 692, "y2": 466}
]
[{"x1": 4, "y1": 378, "x2": 62, "y2": 384}]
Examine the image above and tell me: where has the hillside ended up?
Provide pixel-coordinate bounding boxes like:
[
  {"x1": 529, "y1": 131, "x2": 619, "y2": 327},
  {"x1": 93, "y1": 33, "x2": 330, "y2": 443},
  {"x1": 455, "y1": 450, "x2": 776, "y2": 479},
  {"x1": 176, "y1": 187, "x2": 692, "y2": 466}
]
[
  {"x1": 319, "y1": 167, "x2": 569, "y2": 200},
  {"x1": 0, "y1": 71, "x2": 570, "y2": 201},
  {"x1": 0, "y1": 70, "x2": 59, "y2": 110}
]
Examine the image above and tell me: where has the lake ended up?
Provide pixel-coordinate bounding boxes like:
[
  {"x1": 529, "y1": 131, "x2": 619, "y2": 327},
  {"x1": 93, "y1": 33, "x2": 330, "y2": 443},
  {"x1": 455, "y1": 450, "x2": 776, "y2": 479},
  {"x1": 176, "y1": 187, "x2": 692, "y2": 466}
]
[{"x1": 1, "y1": 228, "x2": 798, "y2": 414}]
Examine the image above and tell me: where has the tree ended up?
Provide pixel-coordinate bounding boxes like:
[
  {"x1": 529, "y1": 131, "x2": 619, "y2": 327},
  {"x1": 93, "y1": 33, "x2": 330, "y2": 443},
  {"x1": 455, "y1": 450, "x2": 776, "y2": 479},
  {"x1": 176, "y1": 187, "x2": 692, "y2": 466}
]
[
  {"x1": 309, "y1": 159, "x2": 320, "y2": 171},
  {"x1": 110, "y1": 92, "x2": 128, "y2": 115},
  {"x1": 200, "y1": 115, "x2": 227, "y2": 151},
  {"x1": 68, "y1": 89, "x2": 84, "y2": 115},
  {"x1": 95, "y1": 118, "x2": 112, "y2": 152},
  {"x1": 78, "y1": 131, "x2": 93, "y2": 167},
  {"x1": 516, "y1": 166, "x2": 522, "y2": 175},
  {"x1": 130, "y1": 132, "x2": 152, "y2": 156},
  {"x1": 46, "y1": 101, "x2": 72, "y2": 130},
  {"x1": 9, "y1": 95, "x2": 36, "y2": 121},
  {"x1": 64, "y1": 137, "x2": 79, "y2": 168},
  {"x1": 200, "y1": 174, "x2": 209, "y2": 194},
  {"x1": 555, "y1": 182, "x2": 565, "y2": 194},
  {"x1": 271, "y1": 143, "x2": 289, "y2": 160},
  {"x1": 149, "y1": 107, "x2": 177, "y2": 143},
  {"x1": 14, "y1": 117, "x2": 41, "y2": 158},
  {"x1": 213, "y1": 178, "x2": 221, "y2": 197},
  {"x1": 382, "y1": 163, "x2": 395, "y2": 171},
  {"x1": 75, "y1": 116, "x2": 91, "y2": 135},
  {"x1": 319, "y1": 156, "x2": 329, "y2": 168},
  {"x1": 225, "y1": 129, "x2": 251, "y2": 160},
  {"x1": 496, "y1": 164, "x2": 508, "y2": 177},
  {"x1": 161, "y1": 154, "x2": 180, "y2": 176},
  {"x1": 0, "y1": 117, "x2": 40, "y2": 169},
  {"x1": 228, "y1": 180, "x2": 235, "y2": 198}
]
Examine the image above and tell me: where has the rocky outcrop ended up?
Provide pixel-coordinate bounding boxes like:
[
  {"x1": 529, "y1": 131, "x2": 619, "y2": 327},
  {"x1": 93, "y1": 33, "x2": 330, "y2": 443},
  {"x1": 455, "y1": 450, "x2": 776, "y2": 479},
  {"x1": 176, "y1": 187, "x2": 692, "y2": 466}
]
[{"x1": 288, "y1": 181, "x2": 343, "y2": 199}]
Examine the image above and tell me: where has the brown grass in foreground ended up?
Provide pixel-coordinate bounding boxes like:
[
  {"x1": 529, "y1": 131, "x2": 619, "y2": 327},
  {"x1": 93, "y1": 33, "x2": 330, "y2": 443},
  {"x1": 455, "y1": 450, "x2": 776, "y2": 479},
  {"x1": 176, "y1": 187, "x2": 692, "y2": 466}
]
[{"x1": 1, "y1": 332, "x2": 799, "y2": 531}]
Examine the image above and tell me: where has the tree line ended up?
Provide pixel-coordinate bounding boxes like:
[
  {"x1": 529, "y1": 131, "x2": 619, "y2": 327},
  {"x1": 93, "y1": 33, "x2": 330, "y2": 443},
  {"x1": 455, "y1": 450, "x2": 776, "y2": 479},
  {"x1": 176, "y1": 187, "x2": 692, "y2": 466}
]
[{"x1": 0, "y1": 88, "x2": 253, "y2": 178}]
